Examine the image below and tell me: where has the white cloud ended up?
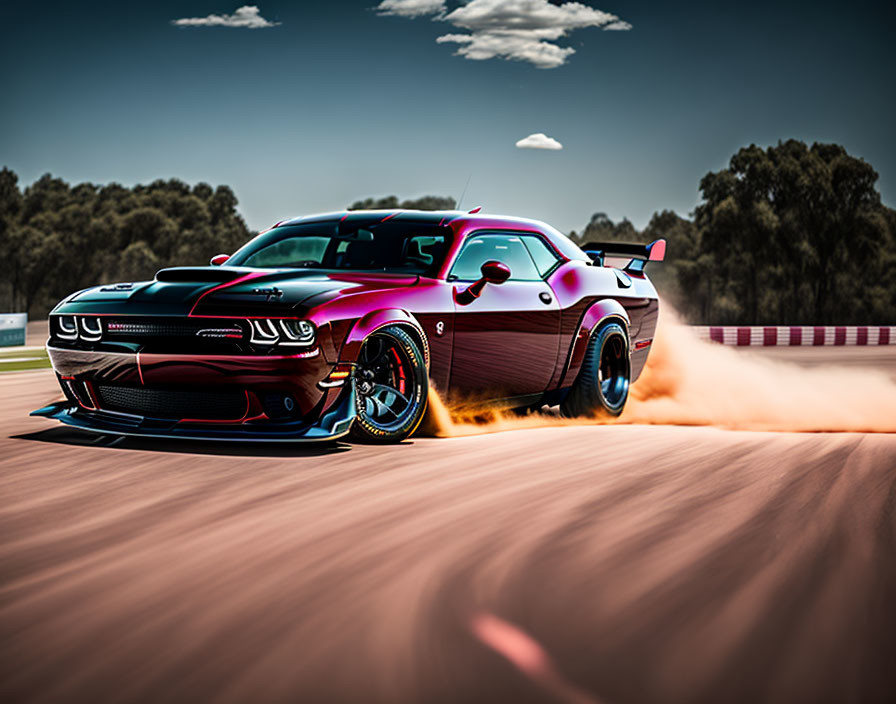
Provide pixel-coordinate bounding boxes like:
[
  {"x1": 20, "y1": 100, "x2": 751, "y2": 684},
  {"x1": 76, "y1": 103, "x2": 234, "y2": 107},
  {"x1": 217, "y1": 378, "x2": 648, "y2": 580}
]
[
  {"x1": 444, "y1": 0, "x2": 618, "y2": 34},
  {"x1": 603, "y1": 20, "x2": 632, "y2": 31},
  {"x1": 172, "y1": 5, "x2": 280, "y2": 29},
  {"x1": 375, "y1": 0, "x2": 630, "y2": 68},
  {"x1": 375, "y1": 0, "x2": 447, "y2": 17},
  {"x1": 437, "y1": 31, "x2": 575, "y2": 68},
  {"x1": 515, "y1": 132, "x2": 563, "y2": 150}
]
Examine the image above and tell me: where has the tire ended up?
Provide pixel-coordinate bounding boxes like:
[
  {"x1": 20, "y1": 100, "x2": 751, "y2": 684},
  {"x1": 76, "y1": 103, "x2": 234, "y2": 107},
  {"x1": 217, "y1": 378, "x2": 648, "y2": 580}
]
[
  {"x1": 560, "y1": 321, "x2": 630, "y2": 418},
  {"x1": 350, "y1": 325, "x2": 429, "y2": 443}
]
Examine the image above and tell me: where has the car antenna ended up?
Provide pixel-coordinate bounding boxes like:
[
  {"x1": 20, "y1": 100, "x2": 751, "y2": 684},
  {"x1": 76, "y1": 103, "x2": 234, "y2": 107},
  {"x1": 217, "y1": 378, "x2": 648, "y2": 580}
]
[{"x1": 456, "y1": 172, "x2": 473, "y2": 211}]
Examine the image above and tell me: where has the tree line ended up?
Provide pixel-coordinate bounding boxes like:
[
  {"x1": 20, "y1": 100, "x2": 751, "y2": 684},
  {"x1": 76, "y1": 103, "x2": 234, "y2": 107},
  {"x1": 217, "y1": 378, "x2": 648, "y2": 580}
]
[
  {"x1": 0, "y1": 171, "x2": 253, "y2": 317},
  {"x1": 569, "y1": 141, "x2": 896, "y2": 325},
  {"x1": 1, "y1": 140, "x2": 893, "y2": 323},
  {"x1": 347, "y1": 195, "x2": 456, "y2": 211}
]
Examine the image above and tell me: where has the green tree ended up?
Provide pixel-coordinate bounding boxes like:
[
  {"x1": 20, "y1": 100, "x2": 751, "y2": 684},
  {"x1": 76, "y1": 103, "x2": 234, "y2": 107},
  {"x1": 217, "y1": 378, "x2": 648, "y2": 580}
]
[
  {"x1": 118, "y1": 241, "x2": 161, "y2": 283},
  {"x1": 400, "y1": 195, "x2": 455, "y2": 210},
  {"x1": 574, "y1": 212, "x2": 639, "y2": 244},
  {"x1": 348, "y1": 196, "x2": 401, "y2": 210},
  {"x1": 0, "y1": 168, "x2": 23, "y2": 227},
  {"x1": 0, "y1": 168, "x2": 254, "y2": 317},
  {"x1": 693, "y1": 140, "x2": 894, "y2": 324},
  {"x1": 640, "y1": 210, "x2": 699, "y2": 314},
  {"x1": 10, "y1": 225, "x2": 65, "y2": 313},
  {"x1": 0, "y1": 168, "x2": 23, "y2": 307},
  {"x1": 347, "y1": 195, "x2": 455, "y2": 211}
]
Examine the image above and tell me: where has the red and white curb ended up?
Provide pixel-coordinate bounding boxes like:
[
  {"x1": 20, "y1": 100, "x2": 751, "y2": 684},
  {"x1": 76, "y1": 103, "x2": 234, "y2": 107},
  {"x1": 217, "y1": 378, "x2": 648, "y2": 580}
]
[{"x1": 692, "y1": 326, "x2": 896, "y2": 346}]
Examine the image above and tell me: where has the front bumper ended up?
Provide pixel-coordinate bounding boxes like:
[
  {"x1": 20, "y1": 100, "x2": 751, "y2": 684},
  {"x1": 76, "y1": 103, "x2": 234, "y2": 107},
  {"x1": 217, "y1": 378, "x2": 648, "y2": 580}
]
[
  {"x1": 31, "y1": 383, "x2": 356, "y2": 442},
  {"x1": 34, "y1": 344, "x2": 356, "y2": 442}
]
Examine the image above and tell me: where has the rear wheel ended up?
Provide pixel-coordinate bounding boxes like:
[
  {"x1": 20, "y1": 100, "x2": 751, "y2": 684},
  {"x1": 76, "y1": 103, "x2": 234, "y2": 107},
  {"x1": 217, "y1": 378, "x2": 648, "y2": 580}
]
[
  {"x1": 350, "y1": 326, "x2": 428, "y2": 443},
  {"x1": 560, "y1": 321, "x2": 630, "y2": 418}
]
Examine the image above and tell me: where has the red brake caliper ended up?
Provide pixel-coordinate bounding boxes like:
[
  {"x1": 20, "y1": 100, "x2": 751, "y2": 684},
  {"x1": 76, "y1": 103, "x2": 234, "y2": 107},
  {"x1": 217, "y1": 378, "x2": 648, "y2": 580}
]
[{"x1": 390, "y1": 346, "x2": 406, "y2": 395}]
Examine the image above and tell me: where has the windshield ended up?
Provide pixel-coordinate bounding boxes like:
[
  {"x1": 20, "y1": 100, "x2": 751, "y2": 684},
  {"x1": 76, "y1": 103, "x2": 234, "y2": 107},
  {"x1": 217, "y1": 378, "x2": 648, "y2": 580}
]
[{"x1": 227, "y1": 221, "x2": 452, "y2": 276}]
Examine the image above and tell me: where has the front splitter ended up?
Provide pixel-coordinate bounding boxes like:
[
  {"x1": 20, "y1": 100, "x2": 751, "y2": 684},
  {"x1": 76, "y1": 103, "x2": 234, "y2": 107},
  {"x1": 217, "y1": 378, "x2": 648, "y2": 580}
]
[{"x1": 30, "y1": 383, "x2": 357, "y2": 443}]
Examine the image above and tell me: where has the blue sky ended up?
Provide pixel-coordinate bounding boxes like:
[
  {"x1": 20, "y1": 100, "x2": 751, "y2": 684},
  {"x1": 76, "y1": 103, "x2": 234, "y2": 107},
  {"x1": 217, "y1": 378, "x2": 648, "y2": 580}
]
[{"x1": 2, "y1": 1, "x2": 894, "y2": 234}]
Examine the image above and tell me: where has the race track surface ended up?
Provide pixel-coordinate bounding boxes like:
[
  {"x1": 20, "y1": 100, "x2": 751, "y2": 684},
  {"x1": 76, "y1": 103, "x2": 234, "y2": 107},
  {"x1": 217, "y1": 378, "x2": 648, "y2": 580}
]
[{"x1": 2, "y1": 354, "x2": 896, "y2": 704}]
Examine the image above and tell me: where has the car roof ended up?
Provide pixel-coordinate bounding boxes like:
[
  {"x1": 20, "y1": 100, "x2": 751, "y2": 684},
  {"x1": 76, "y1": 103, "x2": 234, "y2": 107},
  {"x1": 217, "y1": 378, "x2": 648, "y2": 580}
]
[
  {"x1": 277, "y1": 209, "x2": 457, "y2": 227},
  {"x1": 274, "y1": 209, "x2": 588, "y2": 261}
]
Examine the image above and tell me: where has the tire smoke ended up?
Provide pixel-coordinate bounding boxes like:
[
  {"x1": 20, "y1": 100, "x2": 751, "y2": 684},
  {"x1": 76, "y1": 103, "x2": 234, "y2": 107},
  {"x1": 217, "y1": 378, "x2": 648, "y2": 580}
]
[{"x1": 423, "y1": 310, "x2": 896, "y2": 436}]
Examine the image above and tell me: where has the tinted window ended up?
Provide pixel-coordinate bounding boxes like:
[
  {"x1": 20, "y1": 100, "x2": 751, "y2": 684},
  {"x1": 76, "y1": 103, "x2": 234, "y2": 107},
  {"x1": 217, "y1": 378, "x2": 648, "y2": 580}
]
[
  {"x1": 242, "y1": 236, "x2": 330, "y2": 267},
  {"x1": 522, "y1": 237, "x2": 561, "y2": 276},
  {"x1": 450, "y1": 234, "x2": 541, "y2": 281},
  {"x1": 227, "y1": 221, "x2": 451, "y2": 276}
]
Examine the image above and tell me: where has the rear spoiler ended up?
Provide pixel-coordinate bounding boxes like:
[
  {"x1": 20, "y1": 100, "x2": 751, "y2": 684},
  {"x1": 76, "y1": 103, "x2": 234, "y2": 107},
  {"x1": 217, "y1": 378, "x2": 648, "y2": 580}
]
[{"x1": 581, "y1": 239, "x2": 666, "y2": 272}]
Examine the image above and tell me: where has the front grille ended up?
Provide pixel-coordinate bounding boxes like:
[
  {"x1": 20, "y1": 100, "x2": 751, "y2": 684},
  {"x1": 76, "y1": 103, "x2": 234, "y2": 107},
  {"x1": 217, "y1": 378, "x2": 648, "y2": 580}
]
[
  {"x1": 95, "y1": 385, "x2": 248, "y2": 420},
  {"x1": 105, "y1": 318, "x2": 246, "y2": 341},
  {"x1": 107, "y1": 321, "x2": 199, "y2": 336}
]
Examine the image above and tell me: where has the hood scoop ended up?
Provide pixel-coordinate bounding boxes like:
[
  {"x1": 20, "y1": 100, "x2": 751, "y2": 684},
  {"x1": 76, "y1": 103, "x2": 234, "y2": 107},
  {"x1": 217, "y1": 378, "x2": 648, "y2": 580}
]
[{"x1": 154, "y1": 267, "x2": 245, "y2": 284}]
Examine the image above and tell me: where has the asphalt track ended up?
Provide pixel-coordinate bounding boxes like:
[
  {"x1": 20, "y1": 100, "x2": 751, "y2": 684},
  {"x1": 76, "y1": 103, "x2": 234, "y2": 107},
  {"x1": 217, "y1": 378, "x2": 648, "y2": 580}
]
[{"x1": 2, "y1": 348, "x2": 896, "y2": 703}]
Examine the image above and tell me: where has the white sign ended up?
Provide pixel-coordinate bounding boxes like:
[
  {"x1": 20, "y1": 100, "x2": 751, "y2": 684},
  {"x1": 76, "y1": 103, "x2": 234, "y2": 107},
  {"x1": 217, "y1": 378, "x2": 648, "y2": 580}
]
[{"x1": 0, "y1": 313, "x2": 27, "y2": 347}]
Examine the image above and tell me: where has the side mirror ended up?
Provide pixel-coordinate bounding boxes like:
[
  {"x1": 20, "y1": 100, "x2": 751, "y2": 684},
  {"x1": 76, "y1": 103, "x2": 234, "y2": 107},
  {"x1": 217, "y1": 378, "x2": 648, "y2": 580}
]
[
  {"x1": 210, "y1": 254, "x2": 230, "y2": 266},
  {"x1": 455, "y1": 260, "x2": 511, "y2": 305},
  {"x1": 480, "y1": 260, "x2": 511, "y2": 285}
]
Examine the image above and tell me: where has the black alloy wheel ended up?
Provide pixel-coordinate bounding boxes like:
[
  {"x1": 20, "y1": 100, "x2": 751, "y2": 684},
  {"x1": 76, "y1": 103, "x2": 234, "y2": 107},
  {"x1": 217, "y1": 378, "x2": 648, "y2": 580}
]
[
  {"x1": 350, "y1": 325, "x2": 428, "y2": 443},
  {"x1": 560, "y1": 321, "x2": 631, "y2": 418}
]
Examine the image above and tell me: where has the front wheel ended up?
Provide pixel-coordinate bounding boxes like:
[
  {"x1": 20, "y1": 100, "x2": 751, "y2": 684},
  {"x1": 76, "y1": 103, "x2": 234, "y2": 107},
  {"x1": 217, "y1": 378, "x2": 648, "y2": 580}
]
[
  {"x1": 560, "y1": 321, "x2": 630, "y2": 418},
  {"x1": 350, "y1": 325, "x2": 428, "y2": 443}
]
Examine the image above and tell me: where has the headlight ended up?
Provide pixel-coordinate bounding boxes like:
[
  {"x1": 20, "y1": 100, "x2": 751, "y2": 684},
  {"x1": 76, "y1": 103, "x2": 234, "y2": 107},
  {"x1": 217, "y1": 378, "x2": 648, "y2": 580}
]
[
  {"x1": 56, "y1": 315, "x2": 78, "y2": 340},
  {"x1": 278, "y1": 320, "x2": 315, "y2": 345},
  {"x1": 79, "y1": 317, "x2": 103, "y2": 341},
  {"x1": 249, "y1": 319, "x2": 315, "y2": 347},
  {"x1": 53, "y1": 315, "x2": 102, "y2": 341}
]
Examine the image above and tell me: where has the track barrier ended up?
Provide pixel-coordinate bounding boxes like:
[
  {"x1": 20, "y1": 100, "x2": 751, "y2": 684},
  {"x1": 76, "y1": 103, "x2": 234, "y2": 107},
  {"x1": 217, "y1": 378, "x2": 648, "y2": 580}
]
[{"x1": 692, "y1": 326, "x2": 896, "y2": 346}]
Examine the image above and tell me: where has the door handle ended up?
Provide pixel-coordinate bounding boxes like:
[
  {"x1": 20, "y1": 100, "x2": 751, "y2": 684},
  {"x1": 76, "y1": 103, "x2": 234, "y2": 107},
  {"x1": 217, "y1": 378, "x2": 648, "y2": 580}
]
[{"x1": 539, "y1": 292, "x2": 553, "y2": 304}]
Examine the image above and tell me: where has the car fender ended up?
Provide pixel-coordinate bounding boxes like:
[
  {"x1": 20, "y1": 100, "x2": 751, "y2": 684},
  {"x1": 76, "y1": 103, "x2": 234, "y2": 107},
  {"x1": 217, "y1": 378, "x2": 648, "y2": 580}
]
[
  {"x1": 559, "y1": 299, "x2": 630, "y2": 389},
  {"x1": 340, "y1": 308, "x2": 430, "y2": 368}
]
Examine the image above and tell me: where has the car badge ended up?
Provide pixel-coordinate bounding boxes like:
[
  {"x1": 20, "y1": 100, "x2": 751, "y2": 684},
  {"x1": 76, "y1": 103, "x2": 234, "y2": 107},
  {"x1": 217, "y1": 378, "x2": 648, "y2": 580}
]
[
  {"x1": 251, "y1": 286, "x2": 283, "y2": 301},
  {"x1": 435, "y1": 321, "x2": 445, "y2": 336},
  {"x1": 197, "y1": 328, "x2": 243, "y2": 338}
]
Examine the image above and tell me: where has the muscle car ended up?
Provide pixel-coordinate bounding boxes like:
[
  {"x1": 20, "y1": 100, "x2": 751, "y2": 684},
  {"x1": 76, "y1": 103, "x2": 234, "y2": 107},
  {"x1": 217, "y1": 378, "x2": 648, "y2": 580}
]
[{"x1": 32, "y1": 210, "x2": 664, "y2": 443}]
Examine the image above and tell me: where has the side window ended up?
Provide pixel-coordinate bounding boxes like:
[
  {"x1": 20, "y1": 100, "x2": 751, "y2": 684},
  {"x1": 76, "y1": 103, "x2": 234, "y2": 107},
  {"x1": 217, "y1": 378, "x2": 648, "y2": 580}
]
[
  {"x1": 450, "y1": 234, "x2": 541, "y2": 281},
  {"x1": 521, "y1": 237, "x2": 561, "y2": 276},
  {"x1": 402, "y1": 235, "x2": 447, "y2": 270}
]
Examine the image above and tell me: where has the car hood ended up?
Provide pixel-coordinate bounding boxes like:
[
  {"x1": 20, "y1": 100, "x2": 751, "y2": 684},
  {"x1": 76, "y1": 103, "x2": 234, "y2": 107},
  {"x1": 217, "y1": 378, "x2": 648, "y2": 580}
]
[{"x1": 57, "y1": 267, "x2": 419, "y2": 317}]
